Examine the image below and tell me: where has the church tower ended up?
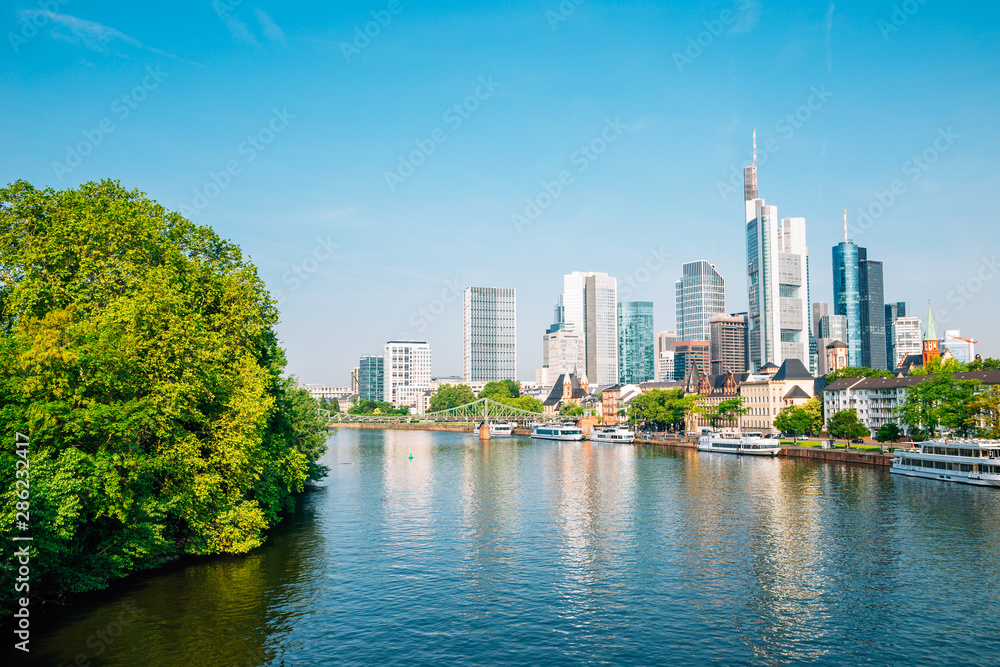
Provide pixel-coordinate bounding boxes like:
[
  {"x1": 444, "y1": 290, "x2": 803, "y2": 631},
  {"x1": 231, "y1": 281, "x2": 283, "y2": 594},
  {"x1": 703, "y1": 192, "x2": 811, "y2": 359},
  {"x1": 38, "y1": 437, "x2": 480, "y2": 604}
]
[{"x1": 922, "y1": 303, "x2": 941, "y2": 367}]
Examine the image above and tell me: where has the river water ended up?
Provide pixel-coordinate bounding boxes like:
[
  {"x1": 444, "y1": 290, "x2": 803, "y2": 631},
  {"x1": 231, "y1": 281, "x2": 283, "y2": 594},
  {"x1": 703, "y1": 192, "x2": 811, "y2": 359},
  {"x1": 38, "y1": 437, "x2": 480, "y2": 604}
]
[{"x1": 15, "y1": 429, "x2": 1000, "y2": 666}]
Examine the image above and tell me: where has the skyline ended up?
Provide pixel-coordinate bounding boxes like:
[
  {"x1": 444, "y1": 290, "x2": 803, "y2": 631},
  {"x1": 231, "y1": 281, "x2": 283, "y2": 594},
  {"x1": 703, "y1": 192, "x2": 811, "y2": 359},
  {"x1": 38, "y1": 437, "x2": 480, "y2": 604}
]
[{"x1": 4, "y1": 0, "x2": 999, "y2": 383}]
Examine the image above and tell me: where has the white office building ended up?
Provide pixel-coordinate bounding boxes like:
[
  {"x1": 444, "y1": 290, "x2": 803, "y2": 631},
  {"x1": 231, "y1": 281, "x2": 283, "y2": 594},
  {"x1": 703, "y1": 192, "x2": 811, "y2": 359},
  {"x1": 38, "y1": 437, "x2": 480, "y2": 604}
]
[
  {"x1": 463, "y1": 287, "x2": 517, "y2": 383},
  {"x1": 539, "y1": 328, "x2": 586, "y2": 384},
  {"x1": 384, "y1": 341, "x2": 432, "y2": 413},
  {"x1": 655, "y1": 331, "x2": 677, "y2": 381},
  {"x1": 943, "y1": 330, "x2": 975, "y2": 363},
  {"x1": 892, "y1": 316, "x2": 923, "y2": 369},
  {"x1": 563, "y1": 271, "x2": 619, "y2": 386}
]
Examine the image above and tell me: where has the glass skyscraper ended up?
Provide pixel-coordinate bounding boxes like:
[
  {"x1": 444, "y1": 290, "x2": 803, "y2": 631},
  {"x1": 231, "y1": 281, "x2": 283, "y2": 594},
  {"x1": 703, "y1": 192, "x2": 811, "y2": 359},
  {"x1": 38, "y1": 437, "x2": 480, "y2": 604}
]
[
  {"x1": 618, "y1": 301, "x2": 655, "y2": 384},
  {"x1": 675, "y1": 260, "x2": 725, "y2": 342},
  {"x1": 358, "y1": 354, "x2": 384, "y2": 402},
  {"x1": 463, "y1": 287, "x2": 517, "y2": 383},
  {"x1": 832, "y1": 240, "x2": 862, "y2": 367},
  {"x1": 834, "y1": 241, "x2": 885, "y2": 369}
]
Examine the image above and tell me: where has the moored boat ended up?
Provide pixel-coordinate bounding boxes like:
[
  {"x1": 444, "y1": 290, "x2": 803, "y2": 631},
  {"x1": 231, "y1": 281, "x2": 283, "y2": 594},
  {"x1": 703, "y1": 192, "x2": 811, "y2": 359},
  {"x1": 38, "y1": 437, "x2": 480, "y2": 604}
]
[
  {"x1": 488, "y1": 421, "x2": 516, "y2": 437},
  {"x1": 890, "y1": 438, "x2": 1000, "y2": 487},
  {"x1": 697, "y1": 431, "x2": 781, "y2": 456},
  {"x1": 590, "y1": 426, "x2": 635, "y2": 443},
  {"x1": 530, "y1": 422, "x2": 585, "y2": 441}
]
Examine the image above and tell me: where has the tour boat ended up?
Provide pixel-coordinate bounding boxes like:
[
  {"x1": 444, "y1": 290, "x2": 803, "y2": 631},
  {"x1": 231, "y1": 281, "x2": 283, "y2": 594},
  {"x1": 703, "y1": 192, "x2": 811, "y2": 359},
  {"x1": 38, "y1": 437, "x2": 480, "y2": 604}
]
[
  {"x1": 697, "y1": 432, "x2": 781, "y2": 456},
  {"x1": 590, "y1": 426, "x2": 635, "y2": 443},
  {"x1": 890, "y1": 439, "x2": 1000, "y2": 487},
  {"x1": 530, "y1": 423, "x2": 585, "y2": 441},
  {"x1": 488, "y1": 422, "x2": 516, "y2": 437}
]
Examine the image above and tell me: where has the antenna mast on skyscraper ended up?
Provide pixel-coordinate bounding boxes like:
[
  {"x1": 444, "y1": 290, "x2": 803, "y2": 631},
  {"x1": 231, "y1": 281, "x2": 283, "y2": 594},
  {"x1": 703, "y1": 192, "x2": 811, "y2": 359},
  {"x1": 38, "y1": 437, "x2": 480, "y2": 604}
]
[
  {"x1": 843, "y1": 208, "x2": 848, "y2": 242},
  {"x1": 751, "y1": 129, "x2": 758, "y2": 194}
]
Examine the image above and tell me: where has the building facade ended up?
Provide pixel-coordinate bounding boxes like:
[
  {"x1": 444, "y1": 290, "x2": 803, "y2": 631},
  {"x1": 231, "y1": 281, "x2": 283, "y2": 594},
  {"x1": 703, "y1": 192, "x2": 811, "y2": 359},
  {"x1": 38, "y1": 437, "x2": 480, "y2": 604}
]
[
  {"x1": 858, "y1": 249, "x2": 886, "y2": 370},
  {"x1": 563, "y1": 271, "x2": 619, "y2": 387},
  {"x1": 709, "y1": 313, "x2": 748, "y2": 375},
  {"x1": 358, "y1": 354, "x2": 385, "y2": 402},
  {"x1": 384, "y1": 341, "x2": 432, "y2": 413},
  {"x1": 832, "y1": 240, "x2": 862, "y2": 367},
  {"x1": 463, "y1": 287, "x2": 516, "y2": 383},
  {"x1": 885, "y1": 302, "x2": 908, "y2": 371},
  {"x1": 891, "y1": 316, "x2": 922, "y2": 370},
  {"x1": 655, "y1": 331, "x2": 677, "y2": 381},
  {"x1": 540, "y1": 328, "x2": 586, "y2": 383},
  {"x1": 675, "y1": 260, "x2": 726, "y2": 342},
  {"x1": 618, "y1": 301, "x2": 655, "y2": 384},
  {"x1": 943, "y1": 330, "x2": 976, "y2": 363},
  {"x1": 740, "y1": 359, "x2": 816, "y2": 435},
  {"x1": 674, "y1": 340, "x2": 711, "y2": 379}
]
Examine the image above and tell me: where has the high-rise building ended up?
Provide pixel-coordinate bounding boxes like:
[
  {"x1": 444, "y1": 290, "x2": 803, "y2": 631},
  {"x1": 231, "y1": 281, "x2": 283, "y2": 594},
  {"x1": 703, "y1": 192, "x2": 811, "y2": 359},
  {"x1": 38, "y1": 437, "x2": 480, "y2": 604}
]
[
  {"x1": 816, "y1": 314, "x2": 849, "y2": 376},
  {"x1": 885, "y1": 302, "x2": 908, "y2": 370},
  {"x1": 350, "y1": 366, "x2": 360, "y2": 393},
  {"x1": 709, "y1": 313, "x2": 748, "y2": 375},
  {"x1": 810, "y1": 302, "x2": 829, "y2": 377},
  {"x1": 541, "y1": 329, "x2": 586, "y2": 380},
  {"x1": 674, "y1": 340, "x2": 710, "y2": 379},
  {"x1": 675, "y1": 260, "x2": 726, "y2": 342},
  {"x1": 832, "y1": 239, "x2": 862, "y2": 366},
  {"x1": 891, "y1": 316, "x2": 922, "y2": 370},
  {"x1": 858, "y1": 249, "x2": 886, "y2": 370},
  {"x1": 463, "y1": 287, "x2": 516, "y2": 383},
  {"x1": 384, "y1": 341, "x2": 432, "y2": 412},
  {"x1": 744, "y1": 164, "x2": 810, "y2": 371},
  {"x1": 563, "y1": 271, "x2": 619, "y2": 386},
  {"x1": 655, "y1": 331, "x2": 677, "y2": 381},
  {"x1": 358, "y1": 354, "x2": 384, "y2": 402},
  {"x1": 618, "y1": 301, "x2": 655, "y2": 384},
  {"x1": 943, "y1": 330, "x2": 976, "y2": 363}
]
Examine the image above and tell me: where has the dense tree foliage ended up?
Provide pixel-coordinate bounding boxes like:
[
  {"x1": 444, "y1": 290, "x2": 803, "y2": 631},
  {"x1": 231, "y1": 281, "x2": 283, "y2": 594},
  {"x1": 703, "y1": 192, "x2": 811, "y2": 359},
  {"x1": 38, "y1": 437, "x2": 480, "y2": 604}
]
[
  {"x1": 896, "y1": 376, "x2": 983, "y2": 439},
  {"x1": 774, "y1": 398, "x2": 823, "y2": 442},
  {"x1": 875, "y1": 423, "x2": 903, "y2": 443},
  {"x1": 558, "y1": 403, "x2": 585, "y2": 416},
  {"x1": 478, "y1": 380, "x2": 521, "y2": 401},
  {"x1": 704, "y1": 397, "x2": 749, "y2": 428},
  {"x1": 347, "y1": 399, "x2": 410, "y2": 416},
  {"x1": 0, "y1": 180, "x2": 328, "y2": 609},
  {"x1": 827, "y1": 409, "x2": 869, "y2": 442},
  {"x1": 970, "y1": 386, "x2": 1000, "y2": 438},
  {"x1": 968, "y1": 357, "x2": 1000, "y2": 371},
  {"x1": 910, "y1": 357, "x2": 971, "y2": 375},
  {"x1": 627, "y1": 389, "x2": 701, "y2": 431},
  {"x1": 429, "y1": 384, "x2": 477, "y2": 412},
  {"x1": 825, "y1": 367, "x2": 894, "y2": 382}
]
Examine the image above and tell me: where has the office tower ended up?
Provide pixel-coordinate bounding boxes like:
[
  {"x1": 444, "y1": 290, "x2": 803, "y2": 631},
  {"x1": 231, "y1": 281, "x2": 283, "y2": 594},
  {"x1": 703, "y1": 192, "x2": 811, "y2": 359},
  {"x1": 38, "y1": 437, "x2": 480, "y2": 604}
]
[
  {"x1": 816, "y1": 314, "x2": 849, "y2": 376},
  {"x1": 463, "y1": 287, "x2": 517, "y2": 383},
  {"x1": 563, "y1": 271, "x2": 619, "y2": 386},
  {"x1": 811, "y1": 302, "x2": 828, "y2": 375},
  {"x1": 350, "y1": 366, "x2": 360, "y2": 393},
  {"x1": 812, "y1": 303, "x2": 829, "y2": 347},
  {"x1": 832, "y1": 239, "x2": 862, "y2": 366},
  {"x1": 542, "y1": 329, "x2": 586, "y2": 379},
  {"x1": 674, "y1": 341, "x2": 711, "y2": 378},
  {"x1": 858, "y1": 249, "x2": 886, "y2": 370},
  {"x1": 618, "y1": 301, "x2": 655, "y2": 384},
  {"x1": 891, "y1": 316, "x2": 922, "y2": 369},
  {"x1": 709, "y1": 313, "x2": 748, "y2": 375},
  {"x1": 885, "y1": 302, "x2": 908, "y2": 371},
  {"x1": 943, "y1": 330, "x2": 976, "y2": 363},
  {"x1": 675, "y1": 260, "x2": 726, "y2": 342},
  {"x1": 358, "y1": 355, "x2": 385, "y2": 402},
  {"x1": 655, "y1": 331, "x2": 677, "y2": 381},
  {"x1": 384, "y1": 341, "x2": 432, "y2": 411}
]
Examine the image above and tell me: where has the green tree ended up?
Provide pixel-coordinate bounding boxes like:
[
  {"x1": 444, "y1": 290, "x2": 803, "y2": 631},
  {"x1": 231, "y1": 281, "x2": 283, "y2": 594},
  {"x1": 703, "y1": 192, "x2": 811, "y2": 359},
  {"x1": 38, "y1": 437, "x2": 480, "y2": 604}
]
[
  {"x1": 938, "y1": 379, "x2": 983, "y2": 437},
  {"x1": 827, "y1": 409, "x2": 869, "y2": 442},
  {"x1": 348, "y1": 399, "x2": 409, "y2": 416},
  {"x1": 506, "y1": 395, "x2": 543, "y2": 413},
  {"x1": 478, "y1": 380, "x2": 521, "y2": 401},
  {"x1": 896, "y1": 376, "x2": 981, "y2": 438},
  {"x1": 628, "y1": 389, "x2": 702, "y2": 431},
  {"x1": 970, "y1": 385, "x2": 1000, "y2": 437},
  {"x1": 825, "y1": 366, "x2": 894, "y2": 382},
  {"x1": 774, "y1": 400, "x2": 822, "y2": 443},
  {"x1": 0, "y1": 180, "x2": 327, "y2": 609},
  {"x1": 705, "y1": 397, "x2": 749, "y2": 428},
  {"x1": 968, "y1": 357, "x2": 1000, "y2": 371},
  {"x1": 875, "y1": 423, "x2": 903, "y2": 443},
  {"x1": 558, "y1": 402, "x2": 585, "y2": 417},
  {"x1": 429, "y1": 383, "x2": 477, "y2": 412},
  {"x1": 910, "y1": 357, "x2": 969, "y2": 375}
]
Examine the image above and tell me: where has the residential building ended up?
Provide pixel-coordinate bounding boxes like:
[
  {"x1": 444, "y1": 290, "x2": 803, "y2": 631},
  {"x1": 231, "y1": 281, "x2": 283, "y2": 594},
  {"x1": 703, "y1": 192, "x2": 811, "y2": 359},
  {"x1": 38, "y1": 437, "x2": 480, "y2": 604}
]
[
  {"x1": 709, "y1": 313, "x2": 748, "y2": 375},
  {"x1": 601, "y1": 383, "x2": 642, "y2": 425},
  {"x1": 618, "y1": 301, "x2": 655, "y2": 384},
  {"x1": 674, "y1": 340, "x2": 710, "y2": 379},
  {"x1": 744, "y1": 152, "x2": 810, "y2": 372},
  {"x1": 655, "y1": 331, "x2": 677, "y2": 381},
  {"x1": 358, "y1": 355, "x2": 385, "y2": 402},
  {"x1": 675, "y1": 260, "x2": 726, "y2": 342},
  {"x1": 384, "y1": 341, "x2": 432, "y2": 413},
  {"x1": 463, "y1": 287, "x2": 516, "y2": 383},
  {"x1": 563, "y1": 271, "x2": 619, "y2": 386},
  {"x1": 538, "y1": 328, "x2": 586, "y2": 385},
  {"x1": 885, "y1": 302, "x2": 908, "y2": 370},
  {"x1": 943, "y1": 330, "x2": 976, "y2": 363},
  {"x1": 890, "y1": 316, "x2": 922, "y2": 370},
  {"x1": 739, "y1": 359, "x2": 816, "y2": 435}
]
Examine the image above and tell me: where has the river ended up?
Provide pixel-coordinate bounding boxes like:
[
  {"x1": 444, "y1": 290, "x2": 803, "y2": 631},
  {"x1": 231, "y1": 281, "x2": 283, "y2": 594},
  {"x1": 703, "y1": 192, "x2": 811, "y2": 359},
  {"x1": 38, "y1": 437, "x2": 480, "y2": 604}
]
[{"x1": 15, "y1": 429, "x2": 1000, "y2": 666}]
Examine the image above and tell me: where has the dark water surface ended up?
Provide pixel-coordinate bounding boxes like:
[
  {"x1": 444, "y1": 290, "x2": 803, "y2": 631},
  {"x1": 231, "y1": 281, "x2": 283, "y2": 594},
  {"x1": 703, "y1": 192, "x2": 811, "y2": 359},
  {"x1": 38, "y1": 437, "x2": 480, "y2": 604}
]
[{"x1": 14, "y1": 429, "x2": 1000, "y2": 666}]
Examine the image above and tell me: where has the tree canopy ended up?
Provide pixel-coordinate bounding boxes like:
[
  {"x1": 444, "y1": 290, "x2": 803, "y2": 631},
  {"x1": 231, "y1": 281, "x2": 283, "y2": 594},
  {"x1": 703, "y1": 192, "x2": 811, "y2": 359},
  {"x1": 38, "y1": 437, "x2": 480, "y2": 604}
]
[
  {"x1": 896, "y1": 376, "x2": 983, "y2": 439},
  {"x1": 627, "y1": 389, "x2": 701, "y2": 431},
  {"x1": 704, "y1": 397, "x2": 749, "y2": 428},
  {"x1": 348, "y1": 399, "x2": 410, "y2": 416},
  {"x1": 910, "y1": 357, "x2": 971, "y2": 376},
  {"x1": 478, "y1": 380, "x2": 521, "y2": 401},
  {"x1": 827, "y1": 409, "x2": 869, "y2": 441},
  {"x1": 825, "y1": 366, "x2": 894, "y2": 382},
  {"x1": 0, "y1": 180, "x2": 328, "y2": 609},
  {"x1": 429, "y1": 383, "x2": 477, "y2": 412},
  {"x1": 774, "y1": 398, "x2": 823, "y2": 442}
]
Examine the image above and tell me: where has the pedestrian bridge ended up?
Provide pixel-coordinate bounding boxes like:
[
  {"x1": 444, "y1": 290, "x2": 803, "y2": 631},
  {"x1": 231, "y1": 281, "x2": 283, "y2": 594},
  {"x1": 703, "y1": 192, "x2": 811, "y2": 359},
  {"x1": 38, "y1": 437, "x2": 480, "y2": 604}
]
[{"x1": 329, "y1": 397, "x2": 550, "y2": 424}]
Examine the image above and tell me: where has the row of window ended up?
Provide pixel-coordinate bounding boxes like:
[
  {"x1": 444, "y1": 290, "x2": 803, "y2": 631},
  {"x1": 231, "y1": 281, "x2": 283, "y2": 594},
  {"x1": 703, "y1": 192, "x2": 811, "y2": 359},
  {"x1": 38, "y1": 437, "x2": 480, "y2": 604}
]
[{"x1": 900, "y1": 458, "x2": 999, "y2": 474}]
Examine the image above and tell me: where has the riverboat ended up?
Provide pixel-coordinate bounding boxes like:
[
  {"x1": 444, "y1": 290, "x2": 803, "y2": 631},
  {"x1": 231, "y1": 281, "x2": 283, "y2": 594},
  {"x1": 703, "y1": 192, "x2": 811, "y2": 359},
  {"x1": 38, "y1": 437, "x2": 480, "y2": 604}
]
[
  {"x1": 890, "y1": 438, "x2": 1000, "y2": 487},
  {"x1": 590, "y1": 426, "x2": 635, "y2": 443},
  {"x1": 530, "y1": 423, "x2": 585, "y2": 441},
  {"x1": 488, "y1": 422, "x2": 516, "y2": 437},
  {"x1": 697, "y1": 432, "x2": 781, "y2": 456}
]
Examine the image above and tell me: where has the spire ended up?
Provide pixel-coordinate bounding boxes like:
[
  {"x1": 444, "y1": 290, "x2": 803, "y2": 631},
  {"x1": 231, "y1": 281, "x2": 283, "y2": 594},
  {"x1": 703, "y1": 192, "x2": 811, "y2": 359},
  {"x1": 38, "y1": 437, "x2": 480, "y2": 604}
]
[
  {"x1": 925, "y1": 302, "x2": 937, "y2": 341},
  {"x1": 843, "y1": 208, "x2": 848, "y2": 243}
]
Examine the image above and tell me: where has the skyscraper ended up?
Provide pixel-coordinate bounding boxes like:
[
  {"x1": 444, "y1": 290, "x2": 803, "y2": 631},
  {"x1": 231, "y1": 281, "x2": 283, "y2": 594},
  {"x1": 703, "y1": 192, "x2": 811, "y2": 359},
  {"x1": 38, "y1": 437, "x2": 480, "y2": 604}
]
[
  {"x1": 891, "y1": 316, "x2": 922, "y2": 369},
  {"x1": 674, "y1": 341, "x2": 711, "y2": 379},
  {"x1": 709, "y1": 313, "x2": 748, "y2": 375},
  {"x1": 833, "y1": 227, "x2": 885, "y2": 369},
  {"x1": 563, "y1": 271, "x2": 619, "y2": 386},
  {"x1": 885, "y1": 301, "x2": 908, "y2": 370},
  {"x1": 541, "y1": 329, "x2": 586, "y2": 380},
  {"x1": 463, "y1": 287, "x2": 517, "y2": 383},
  {"x1": 832, "y1": 239, "x2": 862, "y2": 366},
  {"x1": 655, "y1": 331, "x2": 677, "y2": 381},
  {"x1": 358, "y1": 354, "x2": 384, "y2": 402},
  {"x1": 816, "y1": 314, "x2": 849, "y2": 376},
  {"x1": 675, "y1": 260, "x2": 726, "y2": 342},
  {"x1": 618, "y1": 301, "x2": 655, "y2": 384},
  {"x1": 744, "y1": 140, "x2": 810, "y2": 372},
  {"x1": 384, "y1": 341, "x2": 432, "y2": 412},
  {"x1": 858, "y1": 249, "x2": 886, "y2": 370}
]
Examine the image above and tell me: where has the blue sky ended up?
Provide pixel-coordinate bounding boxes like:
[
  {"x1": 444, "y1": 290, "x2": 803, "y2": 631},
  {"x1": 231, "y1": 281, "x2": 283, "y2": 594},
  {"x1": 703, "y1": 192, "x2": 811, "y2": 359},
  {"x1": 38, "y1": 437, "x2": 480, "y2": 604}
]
[{"x1": 3, "y1": 0, "x2": 999, "y2": 383}]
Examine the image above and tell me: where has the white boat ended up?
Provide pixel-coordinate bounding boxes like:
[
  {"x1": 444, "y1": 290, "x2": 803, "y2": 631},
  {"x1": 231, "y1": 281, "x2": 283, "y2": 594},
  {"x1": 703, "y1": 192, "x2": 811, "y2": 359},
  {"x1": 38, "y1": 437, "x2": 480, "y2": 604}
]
[
  {"x1": 697, "y1": 431, "x2": 781, "y2": 456},
  {"x1": 891, "y1": 438, "x2": 1000, "y2": 487},
  {"x1": 531, "y1": 423, "x2": 585, "y2": 441},
  {"x1": 590, "y1": 426, "x2": 635, "y2": 443},
  {"x1": 488, "y1": 422, "x2": 516, "y2": 437}
]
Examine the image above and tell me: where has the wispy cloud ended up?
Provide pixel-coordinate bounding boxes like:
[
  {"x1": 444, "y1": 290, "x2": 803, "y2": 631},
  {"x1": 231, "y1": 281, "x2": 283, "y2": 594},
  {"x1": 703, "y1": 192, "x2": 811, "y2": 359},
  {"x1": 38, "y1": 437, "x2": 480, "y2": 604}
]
[
  {"x1": 254, "y1": 9, "x2": 286, "y2": 45},
  {"x1": 18, "y1": 11, "x2": 202, "y2": 66},
  {"x1": 729, "y1": 0, "x2": 761, "y2": 35},
  {"x1": 825, "y1": 2, "x2": 835, "y2": 73},
  {"x1": 718, "y1": 117, "x2": 740, "y2": 135},
  {"x1": 218, "y1": 10, "x2": 259, "y2": 46}
]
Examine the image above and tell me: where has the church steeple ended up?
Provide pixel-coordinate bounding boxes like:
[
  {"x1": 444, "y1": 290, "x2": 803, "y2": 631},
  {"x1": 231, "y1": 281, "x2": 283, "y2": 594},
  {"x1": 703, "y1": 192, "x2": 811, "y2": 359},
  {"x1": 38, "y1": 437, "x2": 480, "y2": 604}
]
[
  {"x1": 924, "y1": 302, "x2": 937, "y2": 342},
  {"x1": 922, "y1": 302, "x2": 941, "y2": 367}
]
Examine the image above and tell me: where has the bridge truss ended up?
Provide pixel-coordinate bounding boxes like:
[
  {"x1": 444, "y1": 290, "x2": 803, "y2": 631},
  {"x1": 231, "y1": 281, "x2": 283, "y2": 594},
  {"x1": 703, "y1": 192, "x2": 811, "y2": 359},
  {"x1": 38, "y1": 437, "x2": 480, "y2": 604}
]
[{"x1": 331, "y1": 397, "x2": 554, "y2": 424}]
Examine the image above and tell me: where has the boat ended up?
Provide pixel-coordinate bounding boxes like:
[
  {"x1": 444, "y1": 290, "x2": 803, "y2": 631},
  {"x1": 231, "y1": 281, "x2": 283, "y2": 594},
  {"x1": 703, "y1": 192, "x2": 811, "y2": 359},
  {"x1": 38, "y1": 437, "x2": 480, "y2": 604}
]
[
  {"x1": 488, "y1": 421, "x2": 516, "y2": 437},
  {"x1": 590, "y1": 426, "x2": 635, "y2": 443},
  {"x1": 890, "y1": 438, "x2": 1000, "y2": 487},
  {"x1": 697, "y1": 431, "x2": 781, "y2": 456},
  {"x1": 530, "y1": 422, "x2": 585, "y2": 441}
]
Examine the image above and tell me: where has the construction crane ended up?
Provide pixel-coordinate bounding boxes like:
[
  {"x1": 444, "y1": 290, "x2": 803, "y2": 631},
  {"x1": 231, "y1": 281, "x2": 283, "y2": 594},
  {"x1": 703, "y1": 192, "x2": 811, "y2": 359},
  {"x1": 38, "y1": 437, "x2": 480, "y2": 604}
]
[{"x1": 951, "y1": 334, "x2": 978, "y2": 361}]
